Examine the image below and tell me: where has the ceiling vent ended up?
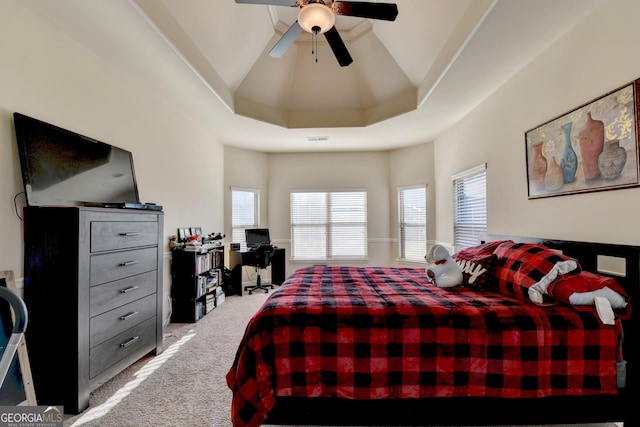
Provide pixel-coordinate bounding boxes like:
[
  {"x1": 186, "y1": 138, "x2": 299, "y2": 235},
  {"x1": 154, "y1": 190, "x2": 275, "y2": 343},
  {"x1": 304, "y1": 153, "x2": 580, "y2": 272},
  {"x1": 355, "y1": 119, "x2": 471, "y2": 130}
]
[{"x1": 306, "y1": 136, "x2": 329, "y2": 142}]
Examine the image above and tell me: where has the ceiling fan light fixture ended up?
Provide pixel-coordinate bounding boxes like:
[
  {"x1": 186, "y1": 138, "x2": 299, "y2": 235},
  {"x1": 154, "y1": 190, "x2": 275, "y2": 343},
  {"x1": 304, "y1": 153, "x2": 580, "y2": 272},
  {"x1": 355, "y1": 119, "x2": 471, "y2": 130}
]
[{"x1": 298, "y1": 3, "x2": 335, "y2": 34}]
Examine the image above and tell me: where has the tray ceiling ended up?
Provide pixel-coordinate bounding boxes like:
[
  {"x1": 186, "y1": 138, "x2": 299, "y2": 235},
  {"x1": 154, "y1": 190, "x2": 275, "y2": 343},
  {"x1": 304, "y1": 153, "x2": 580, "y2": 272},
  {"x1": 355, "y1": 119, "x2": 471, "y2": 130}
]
[{"x1": 22, "y1": 0, "x2": 604, "y2": 152}]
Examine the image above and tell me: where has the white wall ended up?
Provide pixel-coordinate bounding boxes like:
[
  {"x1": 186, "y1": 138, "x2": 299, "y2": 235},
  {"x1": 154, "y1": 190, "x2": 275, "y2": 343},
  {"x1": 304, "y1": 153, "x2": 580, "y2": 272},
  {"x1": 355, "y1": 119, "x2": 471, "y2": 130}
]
[
  {"x1": 223, "y1": 145, "x2": 269, "y2": 284},
  {"x1": 434, "y1": 0, "x2": 640, "y2": 246},
  {"x1": 223, "y1": 146, "x2": 436, "y2": 279},
  {"x1": 268, "y1": 151, "x2": 392, "y2": 276},
  {"x1": 389, "y1": 143, "x2": 436, "y2": 264},
  {"x1": 4, "y1": 0, "x2": 636, "y2": 321},
  {"x1": 223, "y1": 0, "x2": 640, "y2": 270},
  {"x1": 224, "y1": 145, "x2": 269, "y2": 239},
  {"x1": 224, "y1": 144, "x2": 439, "y2": 275},
  {"x1": 0, "y1": 1, "x2": 225, "y2": 324}
]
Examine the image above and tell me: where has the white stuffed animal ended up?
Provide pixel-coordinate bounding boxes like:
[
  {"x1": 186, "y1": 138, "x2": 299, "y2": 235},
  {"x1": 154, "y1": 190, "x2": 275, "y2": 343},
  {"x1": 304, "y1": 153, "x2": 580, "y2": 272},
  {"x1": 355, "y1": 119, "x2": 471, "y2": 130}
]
[{"x1": 425, "y1": 244, "x2": 463, "y2": 288}]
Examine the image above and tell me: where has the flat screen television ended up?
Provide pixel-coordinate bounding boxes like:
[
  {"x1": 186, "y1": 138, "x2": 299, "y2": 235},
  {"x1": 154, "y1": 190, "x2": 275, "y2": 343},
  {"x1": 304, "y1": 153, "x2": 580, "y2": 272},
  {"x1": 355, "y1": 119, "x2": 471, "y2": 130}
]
[
  {"x1": 245, "y1": 228, "x2": 270, "y2": 249},
  {"x1": 13, "y1": 112, "x2": 141, "y2": 207}
]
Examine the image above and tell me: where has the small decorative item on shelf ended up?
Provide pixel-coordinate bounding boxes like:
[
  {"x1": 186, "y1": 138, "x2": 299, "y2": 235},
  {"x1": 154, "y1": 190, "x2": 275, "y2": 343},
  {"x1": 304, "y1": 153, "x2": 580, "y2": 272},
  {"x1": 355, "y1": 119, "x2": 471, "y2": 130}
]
[
  {"x1": 168, "y1": 235, "x2": 180, "y2": 250},
  {"x1": 184, "y1": 235, "x2": 202, "y2": 252},
  {"x1": 177, "y1": 227, "x2": 190, "y2": 242},
  {"x1": 176, "y1": 227, "x2": 208, "y2": 251},
  {"x1": 202, "y1": 232, "x2": 225, "y2": 248},
  {"x1": 175, "y1": 229, "x2": 225, "y2": 251}
]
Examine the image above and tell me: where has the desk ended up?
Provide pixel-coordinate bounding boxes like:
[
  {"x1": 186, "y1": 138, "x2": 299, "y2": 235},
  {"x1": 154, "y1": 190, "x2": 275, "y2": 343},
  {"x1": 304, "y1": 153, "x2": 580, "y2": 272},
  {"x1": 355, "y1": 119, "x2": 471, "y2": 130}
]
[{"x1": 228, "y1": 247, "x2": 285, "y2": 296}]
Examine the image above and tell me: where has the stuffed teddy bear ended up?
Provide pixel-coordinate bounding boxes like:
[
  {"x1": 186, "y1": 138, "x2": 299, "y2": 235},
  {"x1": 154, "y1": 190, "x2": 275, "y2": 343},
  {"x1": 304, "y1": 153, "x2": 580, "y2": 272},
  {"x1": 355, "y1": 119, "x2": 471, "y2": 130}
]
[{"x1": 425, "y1": 244, "x2": 463, "y2": 288}]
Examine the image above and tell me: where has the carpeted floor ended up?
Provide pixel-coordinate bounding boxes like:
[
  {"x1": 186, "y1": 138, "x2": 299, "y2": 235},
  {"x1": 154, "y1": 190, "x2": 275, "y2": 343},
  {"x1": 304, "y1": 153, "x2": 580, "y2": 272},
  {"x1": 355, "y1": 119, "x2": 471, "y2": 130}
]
[
  {"x1": 62, "y1": 289, "x2": 624, "y2": 427},
  {"x1": 64, "y1": 290, "x2": 270, "y2": 427}
]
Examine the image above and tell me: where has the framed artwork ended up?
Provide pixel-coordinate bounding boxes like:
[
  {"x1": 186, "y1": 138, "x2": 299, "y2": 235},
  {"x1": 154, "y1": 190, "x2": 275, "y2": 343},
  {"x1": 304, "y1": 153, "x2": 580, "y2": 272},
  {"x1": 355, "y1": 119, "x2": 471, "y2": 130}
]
[
  {"x1": 178, "y1": 228, "x2": 189, "y2": 241},
  {"x1": 525, "y1": 78, "x2": 640, "y2": 199}
]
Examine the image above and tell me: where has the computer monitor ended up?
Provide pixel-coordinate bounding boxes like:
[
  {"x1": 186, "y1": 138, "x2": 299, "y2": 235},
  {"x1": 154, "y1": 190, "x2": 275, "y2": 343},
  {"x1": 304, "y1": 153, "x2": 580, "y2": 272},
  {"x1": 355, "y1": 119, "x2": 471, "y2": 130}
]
[{"x1": 245, "y1": 228, "x2": 270, "y2": 249}]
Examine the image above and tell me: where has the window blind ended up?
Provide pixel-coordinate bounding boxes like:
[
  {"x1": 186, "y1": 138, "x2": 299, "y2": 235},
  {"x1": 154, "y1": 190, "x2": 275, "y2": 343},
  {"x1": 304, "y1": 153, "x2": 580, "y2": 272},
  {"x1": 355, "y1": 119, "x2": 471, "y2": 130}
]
[
  {"x1": 453, "y1": 164, "x2": 487, "y2": 252},
  {"x1": 291, "y1": 190, "x2": 367, "y2": 260},
  {"x1": 398, "y1": 185, "x2": 427, "y2": 261},
  {"x1": 231, "y1": 188, "x2": 259, "y2": 243}
]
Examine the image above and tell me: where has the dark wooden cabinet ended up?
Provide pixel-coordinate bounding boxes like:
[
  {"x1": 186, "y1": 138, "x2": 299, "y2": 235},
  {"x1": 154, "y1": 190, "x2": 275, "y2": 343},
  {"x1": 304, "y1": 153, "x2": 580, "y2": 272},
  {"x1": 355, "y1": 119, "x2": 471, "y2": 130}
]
[
  {"x1": 170, "y1": 246, "x2": 224, "y2": 323},
  {"x1": 22, "y1": 206, "x2": 164, "y2": 414}
]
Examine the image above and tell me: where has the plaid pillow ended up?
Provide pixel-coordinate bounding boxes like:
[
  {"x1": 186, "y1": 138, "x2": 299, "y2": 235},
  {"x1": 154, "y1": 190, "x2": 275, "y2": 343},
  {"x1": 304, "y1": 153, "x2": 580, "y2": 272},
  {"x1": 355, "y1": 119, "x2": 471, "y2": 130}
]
[
  {"x1": 453, "y1": 241, "x2": 511, "y2": 289},
  {"x1": 494, "y1": 241, "x2": 580, "y2": 304}
]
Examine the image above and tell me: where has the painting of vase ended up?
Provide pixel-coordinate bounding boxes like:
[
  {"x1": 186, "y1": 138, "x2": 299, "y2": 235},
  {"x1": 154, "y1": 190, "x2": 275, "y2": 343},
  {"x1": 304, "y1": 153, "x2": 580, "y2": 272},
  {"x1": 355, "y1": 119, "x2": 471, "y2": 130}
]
[
  {"x1": 560, "y1": 122, "x2": 577, "y2": 183},
  {"x1": 544, "y1": 155, "x2": 564, "y2": 191},
  {"x1": 579, "y1": 112, "x2": 604, "y2": 181},
  {"x1": 529, "y1": 141, "x2": 546, "y2": 192},
  {"x1": 525, "y1": 78, "x2": 640, "y2": 198},
  {"x1": 598, "y1": 139, "x2": 627, "y2": 180}
]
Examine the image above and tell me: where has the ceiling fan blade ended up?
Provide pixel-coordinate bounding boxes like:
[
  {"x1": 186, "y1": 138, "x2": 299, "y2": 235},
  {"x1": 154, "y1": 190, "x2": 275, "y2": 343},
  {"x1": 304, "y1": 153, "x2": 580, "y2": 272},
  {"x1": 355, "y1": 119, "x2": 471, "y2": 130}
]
[
  {"x1": 269, "y1": 21, "x2": 303, "y2": 58},
  {"x1": 324, "y1": 26, "x2": 353, "y2": 67},
  {"x1": 333, "y1": 1, "x2": 398, "y2": 21},
  {"x1": 235, "y1": 0, "x2": 297, "y2": 5}
]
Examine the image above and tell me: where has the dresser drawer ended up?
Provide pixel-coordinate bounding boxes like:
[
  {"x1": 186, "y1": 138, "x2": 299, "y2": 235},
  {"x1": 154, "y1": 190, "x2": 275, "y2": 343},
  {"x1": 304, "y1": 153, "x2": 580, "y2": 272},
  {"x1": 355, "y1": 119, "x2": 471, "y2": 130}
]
[
  {"x1": 90, "y1": 271, "x2": 157, "y2": 317},
  {"x1": 89, "y1": 317, "x2": 156, "y2": 379},
  {"x1": 90, "y1": 247, "x2": 158, "y2": 286},
  {"x1": 90, "y1": 294, "x2": 157, "y2": 347},
  {"x1": 91, "y1": 221, "x2": 159, "y2": 253}
]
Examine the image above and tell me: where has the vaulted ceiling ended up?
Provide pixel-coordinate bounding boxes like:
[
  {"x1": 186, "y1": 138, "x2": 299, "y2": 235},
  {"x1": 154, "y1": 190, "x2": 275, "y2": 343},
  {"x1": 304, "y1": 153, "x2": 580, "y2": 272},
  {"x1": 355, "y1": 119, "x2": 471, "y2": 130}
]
[{"x1": 22, "y1": 0, "x2": 604, "y2": 152}]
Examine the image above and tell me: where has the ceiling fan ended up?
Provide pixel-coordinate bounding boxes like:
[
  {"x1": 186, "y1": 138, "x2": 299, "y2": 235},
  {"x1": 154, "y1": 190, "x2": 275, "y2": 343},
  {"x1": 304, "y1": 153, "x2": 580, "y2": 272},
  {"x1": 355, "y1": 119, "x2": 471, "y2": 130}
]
[{"x1": 235, "y1": 0, "x2": 399, "y2": 67}]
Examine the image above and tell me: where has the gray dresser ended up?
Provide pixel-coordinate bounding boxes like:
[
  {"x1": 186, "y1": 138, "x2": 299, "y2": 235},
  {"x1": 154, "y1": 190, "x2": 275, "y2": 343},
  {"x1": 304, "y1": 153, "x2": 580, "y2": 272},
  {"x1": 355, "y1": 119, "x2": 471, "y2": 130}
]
[{"x1": 23, "y1": 206, "x2": 164, "y2": 414}]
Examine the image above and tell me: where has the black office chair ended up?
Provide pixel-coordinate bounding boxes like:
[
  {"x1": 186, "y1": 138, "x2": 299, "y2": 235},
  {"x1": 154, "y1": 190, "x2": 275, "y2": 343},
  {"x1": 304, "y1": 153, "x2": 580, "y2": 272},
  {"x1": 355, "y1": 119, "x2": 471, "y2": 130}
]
[{"x1": 244, "y1": 244, "x2": 276, "y2": 295}]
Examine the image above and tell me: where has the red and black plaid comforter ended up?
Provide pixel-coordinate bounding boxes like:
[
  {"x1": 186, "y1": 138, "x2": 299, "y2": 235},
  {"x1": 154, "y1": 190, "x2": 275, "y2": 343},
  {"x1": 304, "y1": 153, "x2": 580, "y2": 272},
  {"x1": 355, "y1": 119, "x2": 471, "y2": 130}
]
[{"x1": 226, "y1": 266, "x2": 621, "y2": 427}]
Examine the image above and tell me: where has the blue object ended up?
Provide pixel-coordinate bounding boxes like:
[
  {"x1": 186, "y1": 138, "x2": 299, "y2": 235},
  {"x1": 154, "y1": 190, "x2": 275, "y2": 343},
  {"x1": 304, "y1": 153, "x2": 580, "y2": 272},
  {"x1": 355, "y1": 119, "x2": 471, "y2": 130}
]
[{"x1": 560, "y1": 122, "x2": 577, "y2": 183}]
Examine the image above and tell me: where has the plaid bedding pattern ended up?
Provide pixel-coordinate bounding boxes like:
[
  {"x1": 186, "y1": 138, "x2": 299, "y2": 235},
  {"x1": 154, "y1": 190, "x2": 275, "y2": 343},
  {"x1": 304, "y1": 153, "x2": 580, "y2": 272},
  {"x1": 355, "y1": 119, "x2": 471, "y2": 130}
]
[
  {"x1": 494, "y1": 242, "x2": 580, "y2": 303},
  {"x1": 226, "y1": 266, "x2": 621, "y2": 427}
]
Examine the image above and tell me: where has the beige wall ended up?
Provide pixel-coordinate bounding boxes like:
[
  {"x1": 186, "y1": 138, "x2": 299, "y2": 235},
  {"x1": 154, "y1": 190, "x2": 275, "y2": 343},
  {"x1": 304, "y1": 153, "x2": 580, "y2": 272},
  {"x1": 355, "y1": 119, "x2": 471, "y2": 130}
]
[
  {"x1": 223, "y1": 146, "x2": 437, "y2": 278},
  {"x1": 224, "y1": 145, "x2": 269, "y2": 239},
  {"x1": 389, "y1": 143, "x2": 436, "y2": 265},
  {"x1": 267, "y1": 151, "x2": 394, "y2": 277},
  {"x1": 0, "y1": 1, "x2": 225, "y2": 324},
  {"x1": 223, "y1": 146, "x2": 269, "y2": 283},
  {"x1": 434, "y1": 0, "x2": 640, "y2": 246},
  {"x1": 3, "y1": 0, "x2": 639, "y2": 320},
  {"x1": 224, "y1": 0, "x2": 640, "y2": 266}
]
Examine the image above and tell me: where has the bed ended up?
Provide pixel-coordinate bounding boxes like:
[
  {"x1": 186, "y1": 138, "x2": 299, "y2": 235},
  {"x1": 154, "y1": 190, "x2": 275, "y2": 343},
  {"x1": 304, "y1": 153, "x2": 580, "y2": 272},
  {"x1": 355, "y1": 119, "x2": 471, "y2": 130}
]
[{"x1": 226, "y1": 236, "x2": 639, "y2": 426}]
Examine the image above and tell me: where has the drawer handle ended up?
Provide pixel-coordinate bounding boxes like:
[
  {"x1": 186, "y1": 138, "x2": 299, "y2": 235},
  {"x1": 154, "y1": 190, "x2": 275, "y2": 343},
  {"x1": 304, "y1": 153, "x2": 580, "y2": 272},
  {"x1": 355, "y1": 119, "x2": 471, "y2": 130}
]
[
  {"x1": 119, "y1": 336, "x2": 139, "y2": 348},
  {"x1": 119, "y1": 311, "x2": 139, "y2": 321},
  {"x1": 119, "y1": 232, "x2": 141, "y2": 237},
  {"x1": 119, "y1": 285, "x2": 139, "y2": 294},
  {"x1": 119, "y1": 260, "x2": 140, "y2": 267}
]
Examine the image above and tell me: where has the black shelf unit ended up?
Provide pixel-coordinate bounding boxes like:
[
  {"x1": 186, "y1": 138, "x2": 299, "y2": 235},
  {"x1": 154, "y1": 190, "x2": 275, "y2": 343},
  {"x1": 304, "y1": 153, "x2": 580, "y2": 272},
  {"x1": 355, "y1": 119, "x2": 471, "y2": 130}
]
[{"x1": 170, "y1": 246, "x2": 224, "y2": 323}]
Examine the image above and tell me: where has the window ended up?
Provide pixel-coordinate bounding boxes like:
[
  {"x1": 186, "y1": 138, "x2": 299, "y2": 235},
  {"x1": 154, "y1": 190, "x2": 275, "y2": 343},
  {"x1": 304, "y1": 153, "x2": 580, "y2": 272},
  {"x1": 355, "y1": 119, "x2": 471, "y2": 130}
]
[
  {"x1": 453, "y1": 164, "x2": 487, "y2": 252},
  {"x1": 398, "y1": 185, "x2": 427, "y2": 262},
  {"x1": 231, "y1": 188, "x2": 259, "y2": 243},
  {"x1": 290, "y1": 190, "x2": 367, "y2": 260}
]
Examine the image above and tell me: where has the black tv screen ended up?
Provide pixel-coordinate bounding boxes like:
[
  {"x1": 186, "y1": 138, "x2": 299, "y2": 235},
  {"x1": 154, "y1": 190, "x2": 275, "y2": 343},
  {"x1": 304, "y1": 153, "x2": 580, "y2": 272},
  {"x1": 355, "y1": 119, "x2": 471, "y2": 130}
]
[
  {"x1": 13, "y1": 113, "x2": 140, "y2": 207},
  {"x1": 245, "y1": 228, "x2": 270, "y2": 248}
]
